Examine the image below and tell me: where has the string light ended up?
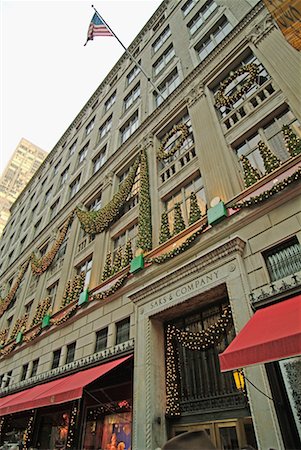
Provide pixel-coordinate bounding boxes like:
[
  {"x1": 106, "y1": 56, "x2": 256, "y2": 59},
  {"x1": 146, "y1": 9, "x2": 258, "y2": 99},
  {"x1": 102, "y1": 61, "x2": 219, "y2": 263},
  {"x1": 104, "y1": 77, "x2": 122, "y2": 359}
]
[
  {"x1": 66, "y1": 405, "x2": 78, "y2": 449},
  {"x1": 22, "y1": 411, "x2": 34, "y2": 450}
]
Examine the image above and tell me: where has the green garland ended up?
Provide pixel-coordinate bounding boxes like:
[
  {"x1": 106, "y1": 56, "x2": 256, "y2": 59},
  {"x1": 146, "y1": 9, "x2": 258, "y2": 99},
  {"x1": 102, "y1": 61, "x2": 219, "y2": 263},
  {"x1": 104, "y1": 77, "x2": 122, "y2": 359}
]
[
  {"x1": 215, "y1": 63, "x2": 259, "y2": 109},
  {"x1": 232, "y1": 167, "x2": 301, "y2": 209},
  {"x1": 93, "y1": 270, "x2": 129, "y2": 301},
  {"x1": 157, "y1": 123, "x2": 189, "y2": 161},
  {"x1": 240, "y1": 154, "x2": 261, "y2": 187},
  {"x1": 0, "y1": 260, "x2": 30, "y2": 318},
  {"x1": 258, "y1": 141, "x2": 281, "y2": 174},
  {"x1": 60, "y1": 272, "x2": 85, "y2": 309},
  {"x1": 76, "y1": 155, "x2": 140, "y2": 234},
  {"x1": 159, "y1": 211, "x2": 171, "y2": 244},
  {"x1": 188, "y1": 192, "x2": 202, "y2": 225},
  {"x1": 147, "y1": 222, "x2": 208, "y2": 264},
  {"x1": 137, "y1": 148, "x2": 152, "y2": 251},
  {"x1": 282, "y1": 124, "x2": 301, "y2": 157},
  {"x1": 30, "y1": 297, "x2": 51, "y2": 327}
]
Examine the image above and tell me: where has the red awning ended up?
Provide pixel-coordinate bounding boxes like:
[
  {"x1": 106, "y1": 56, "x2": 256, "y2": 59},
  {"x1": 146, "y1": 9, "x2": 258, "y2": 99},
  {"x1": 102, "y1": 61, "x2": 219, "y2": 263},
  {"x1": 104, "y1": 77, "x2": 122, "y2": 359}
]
[
  {"x1": 219, "y1": 295, "x2": 301, "y2": 372},
  {"x1": 0, "y1": 355, "x2": 131, "y2": 416}
]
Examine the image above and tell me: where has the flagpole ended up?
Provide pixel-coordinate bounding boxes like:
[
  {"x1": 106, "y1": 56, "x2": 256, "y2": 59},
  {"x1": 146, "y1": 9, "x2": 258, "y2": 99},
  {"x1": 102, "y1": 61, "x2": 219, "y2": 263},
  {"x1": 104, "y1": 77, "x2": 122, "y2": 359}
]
[{"x1": 91, "y1": 5, "x2": 165, "y2": 103}]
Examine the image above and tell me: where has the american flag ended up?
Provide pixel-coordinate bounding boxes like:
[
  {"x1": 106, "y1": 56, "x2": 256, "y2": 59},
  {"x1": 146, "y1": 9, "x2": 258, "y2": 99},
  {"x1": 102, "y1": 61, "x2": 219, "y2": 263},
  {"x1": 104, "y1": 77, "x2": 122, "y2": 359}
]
[{"x1": 85, "y1": 13, "x2": 113, "y2": 45}]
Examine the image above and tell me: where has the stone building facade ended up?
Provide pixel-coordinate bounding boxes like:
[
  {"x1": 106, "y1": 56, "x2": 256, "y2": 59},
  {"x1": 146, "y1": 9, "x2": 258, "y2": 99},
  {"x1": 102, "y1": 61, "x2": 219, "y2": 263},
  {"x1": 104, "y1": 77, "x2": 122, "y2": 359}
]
[{"x1": 0, "y1": 1, "x2": 300, "y2": 449}]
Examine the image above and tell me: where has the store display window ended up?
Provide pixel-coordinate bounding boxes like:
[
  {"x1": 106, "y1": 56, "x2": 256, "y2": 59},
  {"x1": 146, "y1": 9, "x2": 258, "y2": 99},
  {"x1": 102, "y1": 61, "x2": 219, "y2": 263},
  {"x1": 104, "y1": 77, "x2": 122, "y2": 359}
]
[{"x1": 35, "y1": 409, "x2": 70, "y2": 450}]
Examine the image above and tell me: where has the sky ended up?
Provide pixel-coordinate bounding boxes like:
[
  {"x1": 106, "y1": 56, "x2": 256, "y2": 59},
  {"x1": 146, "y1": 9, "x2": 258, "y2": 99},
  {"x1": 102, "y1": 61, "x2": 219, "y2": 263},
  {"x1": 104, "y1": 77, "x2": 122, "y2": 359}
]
[{"x1": 0, "y1": 0, "x2": 163, "y2": 175}]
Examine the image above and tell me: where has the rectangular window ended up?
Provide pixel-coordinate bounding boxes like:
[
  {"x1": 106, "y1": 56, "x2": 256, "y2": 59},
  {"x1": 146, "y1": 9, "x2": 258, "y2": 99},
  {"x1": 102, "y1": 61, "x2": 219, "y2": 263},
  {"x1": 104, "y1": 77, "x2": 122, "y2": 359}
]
[
  {"x1": 98, "y1": 115, "x2": 112, "y2": 141},
  {"x1": 120, "y1": 112, "x2": 139, "y2": 144},
  {"x1": 153, "y1": 44, "x2": 175, "y2": 76},
  {"x1": 188, "y1": 0, "x2": 218, "y2": 34},
  {"x1": 105, "y1": 91, "x2": 116, "y2": 111},
  {"x1": 88, "y1": 193, "x2": 102, "y2": 212},
  {"x1": 60, "y1": 166, "x2": 69, "y2": 185},
  {"x1": 25, "y1": 300, "x2": 33, "y2": 314},
  {"x1": 47, "y1": 281, "x2": 59, "y2": 304},
  {"x1": 118, "y1": 164, "x2": 140, "y2": 213},
  {"x1": 127, "y1": 63, "x2": 140, "y2": 85},
  {"x1": 85, "y1": 117, "x2": 95, "y2": 136},
  {"x1": 3, "y1": 370, "x2": 12, "y2": 387},
  {"x1": 113, "y1": 223, "x2": 138, "y2": 260},
  {"x1": 92, "y1": 147, "x2": 107, "y2": 174},
  {"x1": 69, "y1": 141, "x2": 77, "y2": 156},
  {"x1": 53, "y1": 160, "x2": 61, "y2": 175},
  {"x1": 263, "y1": 237, "x2": 301, "y2": 282},
  {"x1": 44, "y1": 186, "x2": 53, "y2": 205},
  {"x1": 65, "y1": 342, "x2": 76, "y2": 364},
  {"x1": 95, "y1": 328, "x2": 108, "y2": 353},
  {"x1": 50, "y1": 198, "x2": 60, "y2": 220},
  {"x1": 20, "y1": 363, "x2": 29, "y2": 381},
  {"x1": 182, "y1": 0, "x2": 197, "y2": 16},
  {"x1": 33, "y1": 218, "x2": 42, "y2": 237},
  {"x1": 69, "y1": 176, "x2": 81, "y2": 199},
  {"x1": 152, "y1": 25, "x2": 171, "y2": 53},
  {"x1": 77, "y1": 257, "x2": 93, "y2": 288},
  {"x1": 20, "y1": 235, "x2": 27, "y2": 252},
  {"x1": 154, "y1": 69, "x2": 180, "y2": 107},
  {"x1": 196, "y1": 17, "x2": 233, "y2": 61},
  {"x1": 51, "y1": 349, "x2": 61, "y2": 369},
  {"x1": 30, "y1": 358, "x2": 39, "y2": 378},
  {"x1": 116, "y1": 317, "x2": 130, "y2": 345},
  {"x1": 124, "y1": 83, "x2": 140, "y2": 111},
  {"x1": 79, "y1": 142, "x2": 89, "y2": 164}
]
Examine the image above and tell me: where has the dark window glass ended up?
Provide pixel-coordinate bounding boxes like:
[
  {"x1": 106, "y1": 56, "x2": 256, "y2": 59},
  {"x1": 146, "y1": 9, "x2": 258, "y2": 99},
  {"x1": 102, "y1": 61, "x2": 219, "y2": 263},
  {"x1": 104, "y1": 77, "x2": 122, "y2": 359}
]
[
  {"x1": 20, "y1": 363, "x2": 28, "y2": 381},
  {"x1": 51, "y1": 349, "x2": 61, "y2": 369},
  {"x1": 65, "y1": 342, "x2": 76, "y2": 364},
  {"x1": 95, "y1": 328, "x2": 108, "y2": 353},
  {"x1": 116, "y1": 317, "x2": 130, "y2": 345},
  {"x1": 30, "y1": 358, "x2": 39, "y2": 377}
]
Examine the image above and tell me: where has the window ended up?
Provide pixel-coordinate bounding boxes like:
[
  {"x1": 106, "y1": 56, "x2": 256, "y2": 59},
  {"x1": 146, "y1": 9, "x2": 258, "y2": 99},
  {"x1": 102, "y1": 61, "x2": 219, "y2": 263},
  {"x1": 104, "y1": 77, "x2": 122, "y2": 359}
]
[
  {"x1": 20, "y1": 363, "x2": 29, "y2": 381},
  {"x1": 25, "y1": 300, "x2": 33, "y2": 314},
  {"x1": 30, "y1": 358, "x2": 39, "y2": 377},
  {"x1": 105, "y1": 91, "x2": 116, "y2": 111},
  {"x1": 51, "y1": 349, "x2": 61, "y2": 369},
  {"x1": 44, "y1": 186, "x2": 53, "y2": 205},
  {"x1": 47, "y1": 281, "x2": 59, "y2": 303},
  {"x1": 88, "y1": 193, "x2": 102, "y2": 212},
  {"x1": 182, "y1": 0, "x2": 198, "y2": 16},
  {"x1": 127, "y1": 63, "x2": 140, "y2": 85},
  {"x1": 3, "y1": 370, "x2": 12, "y2": 387},
  {"x1": 113, "y1": 224, "x2": 138, "y2": 259},
  {"x1": 188, "y1": 0, "x2": 218, "y2": 34},
  {"x1": 60, "y1": 166, "x2": 69, "y2": 185},
  {"x1": 164, "y1": 175, "x2": 206, "y2": 231},
  {"x1": 234, "y1": 109, "x2": 301, "y2": 174},
  {"x1": 154, "y1": 69, "x2": 180, "y2": 107},
  {"x1": 95, "y1": 328, "x2": 108, "y2": 353},
  {"x1": 98, "y1": 115, "x2": 112, "y2": 141},
  {"x1": 65, "y1": 342, "x2": 76, "y2": 364},
  {"x1": 152, "y1": 26, "x2": 171, "y2": 53},
  {"x1": 196, "y1": 17, "x2": 233, "y2": 62},
  {"x1": 116, "y1": 317, "x2": 130, "y2": 344},
  {"x1": 53, "y1": 160, "x2": 61, "y2": 175},
  {"x1": 85, "y1": 117, "x2": 95, "y2": 136},
  {"x1": 69, "y1": 176, "x2": 81, "y2": 199},
  {"x1": 69, "y1": 141, "x2": 77, "y2": 157},
  {"x1": 153, "y1": 45, "x2": 175, "y2": 76},
  {"x1": 263, "y1": 237, "x2": 301, "y2": 282},
  {"x1": 124, "y1": 83, "x2": 140, "y2": 111},
  {"x1": 79, "y1": 142, "x2": 89, "y2": 164},
  {"x1": 20, "y1": 235, "x2": 27, "y2": 252},
  {"x1": 92, "y1": 147, "x2": 107, "y2": 174},
  {"x1": 120, "y1": 112, "x2": 139, "y2": 143},
  {"x1": 33, "y1": 218, "x2": 42, "y2": 237},
  {"x1": 118, "y1": 164, "x2": 140, "y2": 213},
  {"x1": 8, "y1": 250, "x2": 14, "y2": 265},
  {"x1": 7, "y1": 316, "x2": 13, "y2": 329},
  {"x1": 50, "y1": 198, "x2": 60, "y2": 220},
  {"x1": 77, "y1": 257, "x2": 93, "y2": 288}
]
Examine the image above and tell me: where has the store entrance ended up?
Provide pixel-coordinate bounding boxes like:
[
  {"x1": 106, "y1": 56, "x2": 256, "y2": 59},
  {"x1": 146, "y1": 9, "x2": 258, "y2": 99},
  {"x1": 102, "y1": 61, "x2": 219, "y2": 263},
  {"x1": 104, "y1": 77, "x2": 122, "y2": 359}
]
[{"x1": 172, "y1": 417, "x2": 257, "y2": 449}]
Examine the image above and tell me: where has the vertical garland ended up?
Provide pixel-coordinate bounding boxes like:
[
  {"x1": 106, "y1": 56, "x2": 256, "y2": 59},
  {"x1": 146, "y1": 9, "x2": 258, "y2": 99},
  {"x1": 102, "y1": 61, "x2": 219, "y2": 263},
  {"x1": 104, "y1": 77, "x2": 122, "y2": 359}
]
[
  {"x1": 173, "y1": 203, "x2": 186, "y2": 236},
  {"x1": 188, "y1": 192, "x2": 202, "y2": 225},
  {"x1": 22, "y1": 411, "x2": 34, "y2": 450},
  {"x1": 282, "y1": 124, "x2": 301, "y2": 157},
  {"x1": 0, "y1": 260, "x2": 30, "y2": 318},
  {"x1": 159, "y1": 211, "x2": 171, "y2": 244},
  {"x1": 112, "y1": 247, "x2": 123, "y2": 274},
  {"x1": 122, "y1": 241, "x2": 133, "y2": 267},
  {"x1": 101, "y1": 251, "x2": 113, "y2": 281},
  {"x1": 258, "y1": 141, "x2": 281, "y2": 174},
  {"x1": 66, "y1": 404, "x2": 78, "y2": 449},
  {"x1": 240, "y1": 154, "x2": 261, "y2": 187},
  {"x1": 137, "y1": 148, "x2": 152, "y2": 251}
]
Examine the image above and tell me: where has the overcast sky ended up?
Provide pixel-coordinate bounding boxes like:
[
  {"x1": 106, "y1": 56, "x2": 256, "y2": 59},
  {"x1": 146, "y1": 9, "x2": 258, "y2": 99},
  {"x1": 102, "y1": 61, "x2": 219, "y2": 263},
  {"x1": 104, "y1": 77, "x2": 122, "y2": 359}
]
[{"x1": 0, "y1": 0, "x2": 162, "y2": 175}]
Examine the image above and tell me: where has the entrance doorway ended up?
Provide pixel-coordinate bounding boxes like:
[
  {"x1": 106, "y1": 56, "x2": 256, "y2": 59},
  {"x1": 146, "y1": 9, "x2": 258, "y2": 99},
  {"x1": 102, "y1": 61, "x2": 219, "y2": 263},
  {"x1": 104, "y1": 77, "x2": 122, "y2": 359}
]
[{"x1": 172, "y1": 417, "x2": 257, "y2": 449}]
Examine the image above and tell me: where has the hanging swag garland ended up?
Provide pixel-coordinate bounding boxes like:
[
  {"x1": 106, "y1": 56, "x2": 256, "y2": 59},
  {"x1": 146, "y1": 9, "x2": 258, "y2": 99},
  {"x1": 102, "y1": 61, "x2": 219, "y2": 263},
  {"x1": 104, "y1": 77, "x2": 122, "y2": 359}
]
[
  {"x1": 157, "y1": 123, "x2": 189, "y2": 161},
  {"x1": 76, "y1": 154, "x2": 141, "y2": 234},
  {"x1": 31, "y1": 211, "x2": 75, "y2": 275},
  {"x1": 0, "y1": 260, "x2": 29, "y2": 318},
  {"x1": 215, "y1": 63, "x2": 259, "y2": 109},
  {"x1": 165, "y1": 306, "x2": 233, "y2": 417}
]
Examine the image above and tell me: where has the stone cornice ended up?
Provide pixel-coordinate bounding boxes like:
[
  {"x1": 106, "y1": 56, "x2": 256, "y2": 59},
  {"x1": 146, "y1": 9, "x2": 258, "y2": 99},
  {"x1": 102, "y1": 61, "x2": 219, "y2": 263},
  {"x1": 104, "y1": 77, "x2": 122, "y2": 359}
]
[
  {"x1": 129, "y1": 236, "x2": 246, "y2": 302},
  {"x1": 247, "y1": 13, "x2": 276, "y2": 46}
]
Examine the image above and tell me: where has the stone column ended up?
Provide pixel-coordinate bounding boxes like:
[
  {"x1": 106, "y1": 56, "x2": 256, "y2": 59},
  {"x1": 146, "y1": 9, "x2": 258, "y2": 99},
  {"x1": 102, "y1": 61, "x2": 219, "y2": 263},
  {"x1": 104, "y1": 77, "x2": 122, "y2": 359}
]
[
  {"x1": 89, "y1": 172, "x2": 114, "y2": 289},
  {"x1": 227, "y1": 254, "x2": 284, "y2": 450},
  {"x1": 248, "y1": 15, "x2": 301, "y2": 121},
  {"x1": 187, "y1": 85, "x2": 243, "y2": 204}
]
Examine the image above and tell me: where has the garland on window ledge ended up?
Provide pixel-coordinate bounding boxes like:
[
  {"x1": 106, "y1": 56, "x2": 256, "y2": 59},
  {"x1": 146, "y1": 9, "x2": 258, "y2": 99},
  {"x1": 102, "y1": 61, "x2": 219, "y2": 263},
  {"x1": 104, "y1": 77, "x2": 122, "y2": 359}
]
[
  {"x1": 147, "y1": 222, "x2": 208, "y2": 264},
  {"x1": 93, "y1": 270, "x2": 130, "y2": 301},
  {"x1": 60, "y1": 272, "x2": 85, "y2": 309},
  {"x1": 137, "y1": 148, "x2": 152, "y2": 251},
  {"x1": 157, "y1": 123, "x2": 189, "y2": 161},
  {"x1": 282, "y1": 124, "x2": 301, "y2": 157},
  {"x1": 165, "y1": 306, "x2": 232, "y2": 417},
  {"x1": 30, "y1": 296, "x2": 51, "y2": 327},
  {"x1": 51, "y1": 303, "x2": 78, "y2": 326},
  {"x1": 232, "y1": 167, "x2": 301, "y2": 209},
  {"x1": 215, "y1": 63, "x2": 259, "y2": 109},
  {"x1": 76, "y1": 155, "x2": 140, "y2": 234},
  {"x1": 31, "y1": 211, "x2": 74, "y2": 275},
  {"x1": 0, "y1": 260, "x2": 30, "y2": 317}
]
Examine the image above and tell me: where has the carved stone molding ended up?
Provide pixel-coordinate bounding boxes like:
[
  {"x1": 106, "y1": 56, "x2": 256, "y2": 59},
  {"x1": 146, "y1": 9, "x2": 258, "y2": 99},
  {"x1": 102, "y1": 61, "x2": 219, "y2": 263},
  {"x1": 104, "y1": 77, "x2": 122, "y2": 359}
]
[
  {"x1": 103, "y1": 171, "x2": 114, "y2": 189},
  {"x1": 130, "y1": 236, "x2": 246, "y2": 303},
  {"x1": 187, "y1": 83, "x2": 206, "y2": 107},
  {"x1": 247, "y1": 13, "x2": 276, "y2": 46},
  {"x1": 141, "y1": 133, "x2": 154, "y2": 149}
]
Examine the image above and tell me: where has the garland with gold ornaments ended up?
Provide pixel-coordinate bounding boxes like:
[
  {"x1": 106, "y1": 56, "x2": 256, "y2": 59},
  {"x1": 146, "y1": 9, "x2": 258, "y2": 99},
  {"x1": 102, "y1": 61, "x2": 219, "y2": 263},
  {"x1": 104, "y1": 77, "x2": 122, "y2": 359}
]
[
  {"x1": 165, "y1": 306, "x2": 233, "y2": 416},
  {"x1": 157, "y1": 123, "x2": 189, "y2": 161},
  {"x1": 215, "y1": 63, "x2": 259, "y2": 109},
  {"x1": 30, "y1": 297, "x2": 51, "y2": 327},
  {"x1": 31, "y1": 211, "x2": 75, "y2": 275},
  {"x1": 137, "y1": 148, "x2": 152, "y2": 251},
  {"x1": 60, "y1": 272, "x2": 85, "y2": 309},
  {"x1": 93, "y1": 270, "x2": 130, "y2": 301},
  {"x1": 0, "y1": 260, "x2": 30, "y2": 318},
  {"x1": 76, "y1": 154, "x2": 140, "y2": 234}
]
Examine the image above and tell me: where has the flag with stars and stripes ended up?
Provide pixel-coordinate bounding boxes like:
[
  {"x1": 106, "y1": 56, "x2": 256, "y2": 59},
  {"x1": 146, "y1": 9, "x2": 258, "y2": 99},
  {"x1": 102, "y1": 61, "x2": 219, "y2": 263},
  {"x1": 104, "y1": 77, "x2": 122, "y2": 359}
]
[{"x1": 84, "y1": 13, "x2": 113, "y2": 45}]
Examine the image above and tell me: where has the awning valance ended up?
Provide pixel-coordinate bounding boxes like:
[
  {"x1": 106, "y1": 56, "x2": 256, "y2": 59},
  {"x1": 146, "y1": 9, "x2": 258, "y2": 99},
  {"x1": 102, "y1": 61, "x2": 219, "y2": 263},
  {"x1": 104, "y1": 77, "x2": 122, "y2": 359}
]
[
  {"x1": 219, "y1": 295, "x2": 301, "y2": 372},
  {"x1": 0, "y1": 355, "x2": 131, "y2": 416}
]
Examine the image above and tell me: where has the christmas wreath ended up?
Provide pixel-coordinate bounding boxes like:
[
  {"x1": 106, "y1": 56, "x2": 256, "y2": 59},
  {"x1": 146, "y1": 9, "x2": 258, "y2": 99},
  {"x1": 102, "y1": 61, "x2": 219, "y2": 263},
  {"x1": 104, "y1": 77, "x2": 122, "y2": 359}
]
[{"x1": 157, "y1": 123, "x2": 189, "y2": 161}]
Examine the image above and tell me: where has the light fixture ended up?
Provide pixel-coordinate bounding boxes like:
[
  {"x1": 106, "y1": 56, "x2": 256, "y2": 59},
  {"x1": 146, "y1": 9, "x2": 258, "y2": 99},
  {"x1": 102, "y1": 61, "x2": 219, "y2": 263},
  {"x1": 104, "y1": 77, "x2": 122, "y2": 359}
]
[
  {"x1": 210, "y1": 196, "x2": 221, "y2": 208},
  {"x1": 233, "y1": 369, "x2": 245, "y2": 391}
]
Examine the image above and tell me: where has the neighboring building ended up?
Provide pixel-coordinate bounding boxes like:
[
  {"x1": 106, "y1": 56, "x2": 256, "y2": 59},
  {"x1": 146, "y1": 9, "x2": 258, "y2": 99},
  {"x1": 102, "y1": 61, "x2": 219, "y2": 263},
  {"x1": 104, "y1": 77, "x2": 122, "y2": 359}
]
[
  {"x1": 0, "y1": 1, "x2": 300, "y2": 449},
  {"x1": 0, "y1": 139, "x2": 47, "y2": 235}
]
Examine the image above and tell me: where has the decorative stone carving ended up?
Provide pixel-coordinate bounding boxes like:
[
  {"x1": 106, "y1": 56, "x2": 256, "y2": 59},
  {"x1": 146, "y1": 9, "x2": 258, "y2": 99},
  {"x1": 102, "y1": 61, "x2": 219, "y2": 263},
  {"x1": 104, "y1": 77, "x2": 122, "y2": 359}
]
[
  {"x1": 247, "y1": 13, "x2": 276, "y2": 46},
  {"x1": 187, "y1": 84, "x2": 205, "y2": 107}
]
